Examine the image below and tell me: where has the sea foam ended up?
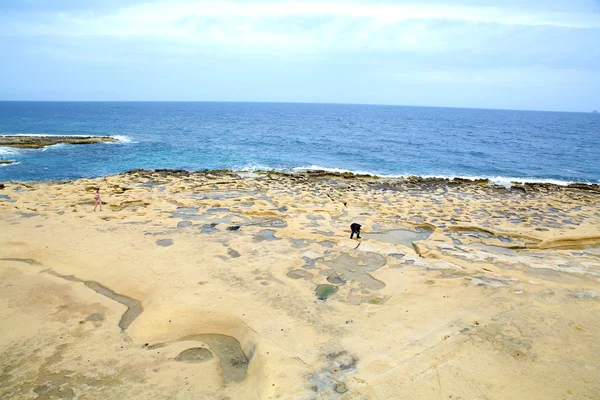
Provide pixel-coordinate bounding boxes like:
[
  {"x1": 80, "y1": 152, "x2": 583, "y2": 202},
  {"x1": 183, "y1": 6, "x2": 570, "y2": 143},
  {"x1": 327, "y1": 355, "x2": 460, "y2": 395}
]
[{"x1": 110, "y1": 135, "x2": 136, "y2": 144}]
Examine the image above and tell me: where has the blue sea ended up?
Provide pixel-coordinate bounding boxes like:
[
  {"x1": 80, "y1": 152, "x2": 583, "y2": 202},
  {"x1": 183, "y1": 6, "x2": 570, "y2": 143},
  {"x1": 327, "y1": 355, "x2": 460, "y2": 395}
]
[{"x1": 0, "y1": 102, "x2": 598, "y2": 184}]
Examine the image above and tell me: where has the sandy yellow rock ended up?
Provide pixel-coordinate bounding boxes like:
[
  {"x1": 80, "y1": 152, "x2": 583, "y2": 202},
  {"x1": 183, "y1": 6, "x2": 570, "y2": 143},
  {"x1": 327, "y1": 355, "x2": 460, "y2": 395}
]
[{"x1": 0, "y1": 170, "x2": 599, "y2": 399}]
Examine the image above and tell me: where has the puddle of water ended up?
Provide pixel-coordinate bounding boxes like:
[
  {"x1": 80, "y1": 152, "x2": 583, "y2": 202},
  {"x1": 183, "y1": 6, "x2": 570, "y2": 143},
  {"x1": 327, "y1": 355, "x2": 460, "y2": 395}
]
[
  {"x1": 327, "y1": 275, "x2": 345, "y2": 285},
  {"x1": 524, "y1": 266, "x2": 583, "y2": 282},
  {"x1": 142, "y1": 180, "x2": 167, "y2": 188},
  {"x1": 471, "y1": 275, "x2": 517, "y2": 287},
  {"x1": 156, "y1": 239, "x2": 174, "y2": 247},
  {"x1": 324, "y1": 252, "x2": 386, "y2": 290},
  {"x1": 259, "y1": 219, "x2": 287, "y2": 228},
  {"x1": 254, "y1": 229, "x2": 279, "y2": 241},
  {"x1": 315, "y1": 230, "x2": 334, "y2": 237},
  {"x1": 316, "y1": 284, "x2": 338, "y2": 300},
  {"x1": 201, "y1": 223, "x2": 218, "y2": 233},
  {"x1": 3, "y1": 259, "x2": 144, "y2": 332},
  {"x1": 83, "y1": 281, "x2": 143, "y2": 331},
  {"x1": 181, "y1": 334, "x2": 248, "y2": 383},
  {"x1": 169, "y1": 208, "x2": 240, "y2": 226},
  {"x1": 170, "y1": 207, "x2": 202, "y2": 220},
  {"x1": 362, "y1": 227, "x2": 433, "y2": 248},
  {"x1": 175, "y1": 347, "x2": 213, "y2": 363},
  {"x1": 319, "y1": 241, "x2": 336, "y2": 248},
  {"x1": 18, "y1": 212, "x2": 39, "y2": 218},
  {"x1": 191, "y1": 190, "x2": 259, "y2": 200},
  {"x1": 454, "y1": 228, "x2": 495, "y2": 239},
  {"x1": 206, "y1": 207, "x2": 230, "y2": 213},
  {"x1": 0, "y1": 194, "x2": 16, "y2": 202},
  {"x1": 289, "y1": 238, "x2": 313, "y2": 248},
  {"x1": 173, "y1": 207, "x2": 198, "y2": 214},
  {"x1": 470, "y1": 243, "x2": 518, "y2": 255},
  {"x1": 287, "y1": 269, "x2": 312, "y2": 279},
  {"x1": 0, "y1": 257, "x2": 43, "y2": 266}
]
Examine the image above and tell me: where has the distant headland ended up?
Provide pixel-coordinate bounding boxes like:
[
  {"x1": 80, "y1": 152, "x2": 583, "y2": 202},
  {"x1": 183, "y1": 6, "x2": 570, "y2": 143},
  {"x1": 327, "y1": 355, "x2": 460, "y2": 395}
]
[{"x1": 0, "y1": 135, "x2": 117, "y2": 149}]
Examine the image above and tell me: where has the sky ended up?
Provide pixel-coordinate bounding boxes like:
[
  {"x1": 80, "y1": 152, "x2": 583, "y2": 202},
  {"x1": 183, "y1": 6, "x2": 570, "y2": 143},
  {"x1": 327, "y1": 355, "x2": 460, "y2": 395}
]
[{"x1": 0, "y1": 0, "x2": 599, "y2": 111}]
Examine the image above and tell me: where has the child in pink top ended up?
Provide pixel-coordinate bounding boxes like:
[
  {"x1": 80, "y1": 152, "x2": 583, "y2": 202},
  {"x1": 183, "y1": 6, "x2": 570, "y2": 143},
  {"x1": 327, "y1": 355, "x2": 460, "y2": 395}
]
[{"x1": 93, "y1": 189, "x2": 102, "y2": 212}]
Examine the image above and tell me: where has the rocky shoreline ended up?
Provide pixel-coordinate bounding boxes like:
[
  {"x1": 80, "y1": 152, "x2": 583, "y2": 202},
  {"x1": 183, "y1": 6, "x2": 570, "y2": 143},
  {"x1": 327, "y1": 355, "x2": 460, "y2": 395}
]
[
  {"x1": 0, "y1": 134, "x2": 117, "y2": 149},
  {"x1": 124, "y1": 167, "x2": 600, "y2": 192},
  {"x1": 1, "y1": 168, "x2": 599, "y2": 399}
]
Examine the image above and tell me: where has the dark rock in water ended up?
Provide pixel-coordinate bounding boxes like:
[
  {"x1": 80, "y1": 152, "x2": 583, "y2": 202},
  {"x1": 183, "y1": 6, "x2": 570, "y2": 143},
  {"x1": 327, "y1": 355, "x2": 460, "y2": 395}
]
[
  {"x1": 524, "y1": 182, "x2": 560, "y2": 191},
  {"x1": 452, "y1": 177, "x2": 489, "y2": 185},
  {"x1": 227, "y1": 225, "x2": 241, "y2": 231},
  {"x1": 316, "y1": 284, "x2": 338, "y2": 300},
  {"x1": 228, "y1": 248, "x2": 241, "y2": 258},
  {"x1": 0, "y1": 160, "x2": 15, "y2": 165},
  {"x1": 567, "y1": 183, "x2": 600, "y2": 192},
  {"x1": 177, "y1": 221, "x2": 193, "y2": 228},
  {"x1": 156, "y1": 239, "x2": 174, "y2": 247},
  {"x1": 452, "y1": 177, "x2": 470, "y2": 183},
  {"x1": 175, "y1": 347, "x2": 213, "y2": 363}
]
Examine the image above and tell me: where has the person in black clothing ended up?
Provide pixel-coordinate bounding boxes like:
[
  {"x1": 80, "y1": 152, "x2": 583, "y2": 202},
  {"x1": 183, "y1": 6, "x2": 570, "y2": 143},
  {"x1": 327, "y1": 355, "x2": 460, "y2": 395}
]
[{"x1": 350, "y1": 223, "x2": 361, "y2": 239}]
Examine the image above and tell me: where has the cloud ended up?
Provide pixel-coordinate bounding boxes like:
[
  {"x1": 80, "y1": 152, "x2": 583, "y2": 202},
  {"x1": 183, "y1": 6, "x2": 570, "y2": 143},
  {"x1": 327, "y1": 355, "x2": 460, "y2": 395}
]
[
  {"x1": 1, "y1": 0, "x2": 598, "y2": 109},
  {"x1": 1, "y1": 0, "x2": 598, "y2": 64},
  {"x1": 4, "y1": 1, "x2": 600, "y2": 38}
]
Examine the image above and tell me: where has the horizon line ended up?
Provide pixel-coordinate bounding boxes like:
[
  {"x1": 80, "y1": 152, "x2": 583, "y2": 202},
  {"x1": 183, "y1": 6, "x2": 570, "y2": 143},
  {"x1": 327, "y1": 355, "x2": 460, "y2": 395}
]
[{"x1": 0, "y1": 99, "x2": 596, "y2": 114}]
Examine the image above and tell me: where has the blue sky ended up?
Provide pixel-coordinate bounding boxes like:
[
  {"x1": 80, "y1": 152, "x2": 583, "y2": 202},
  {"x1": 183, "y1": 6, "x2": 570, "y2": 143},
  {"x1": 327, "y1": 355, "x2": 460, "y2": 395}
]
[{"x1": 1, "y1": 0, "x2": 599, "y2": 111}]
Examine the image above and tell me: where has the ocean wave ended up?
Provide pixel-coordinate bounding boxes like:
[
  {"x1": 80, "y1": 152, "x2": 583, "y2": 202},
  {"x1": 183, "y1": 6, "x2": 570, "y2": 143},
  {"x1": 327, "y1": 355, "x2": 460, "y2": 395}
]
[
  {"x1": 416, "y1": 174, "x2": 586, "y2": 187},
  {"x1": 0, "y1": 147, "x2": 20, "y2": 156},
  {"x1": 41, "y1": 143, "x2": 69, "y2": 152},
  {"x1": 109, "y1": 135, "x2": 137, "y2": 144},
  {"x1": 233, "y1": 163, "x2": 285, "y2": 172},
  {"x1": 291, "y1": 164, "x2": 379, "y2": 176},
  {"x1": 291, "y1": 166, "x2": 593, "y2": 186},
  {"x1": 232, "y1": 164, "x2": 596, "y2": 186}
]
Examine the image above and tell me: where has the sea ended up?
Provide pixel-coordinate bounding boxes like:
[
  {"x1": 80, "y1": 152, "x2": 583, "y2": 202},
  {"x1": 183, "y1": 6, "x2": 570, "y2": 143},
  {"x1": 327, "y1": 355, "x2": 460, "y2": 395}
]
[{"x1": 0, "y1": 101, "x2": 598, "y2": 184}]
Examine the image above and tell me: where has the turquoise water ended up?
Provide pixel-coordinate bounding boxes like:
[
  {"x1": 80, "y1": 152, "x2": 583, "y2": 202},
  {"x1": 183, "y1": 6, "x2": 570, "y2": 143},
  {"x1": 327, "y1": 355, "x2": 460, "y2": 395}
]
[{"x1": 0, "y1": 101, "x2": 598, "y2": 183}]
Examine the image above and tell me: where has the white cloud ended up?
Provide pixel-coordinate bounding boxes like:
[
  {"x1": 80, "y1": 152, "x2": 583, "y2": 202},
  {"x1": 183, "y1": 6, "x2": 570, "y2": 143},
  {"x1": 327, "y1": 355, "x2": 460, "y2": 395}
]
[
  {"x1": 5, "y1": 1, "x2": 600, "y2": 44},
  {"x1": 2, "y1": 1, "x2": 599, "y2": 71}
]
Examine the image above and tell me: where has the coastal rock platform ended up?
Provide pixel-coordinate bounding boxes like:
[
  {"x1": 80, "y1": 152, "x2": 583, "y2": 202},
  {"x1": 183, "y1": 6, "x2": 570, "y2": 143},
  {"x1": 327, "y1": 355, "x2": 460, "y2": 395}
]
[
  {"x1": 0, "y1": 135, "x2": 117, "y2": 149},
  {"x1": 1, "y1": 170, "x2": 599, "y2": 399}
]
